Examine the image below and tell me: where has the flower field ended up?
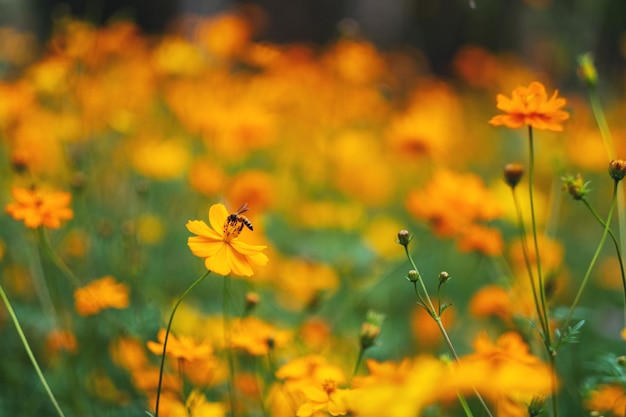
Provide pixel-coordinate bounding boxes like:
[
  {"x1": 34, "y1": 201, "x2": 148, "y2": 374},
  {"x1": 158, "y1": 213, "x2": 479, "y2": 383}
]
[{"x1": 1, "y1": 7, "x2": 626, "y2": 417}]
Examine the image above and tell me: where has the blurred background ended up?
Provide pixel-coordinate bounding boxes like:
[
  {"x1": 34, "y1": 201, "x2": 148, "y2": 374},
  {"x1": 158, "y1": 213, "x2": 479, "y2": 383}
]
[{"x1": 1, "y1": 0, "x2": 625, "y2": 82}]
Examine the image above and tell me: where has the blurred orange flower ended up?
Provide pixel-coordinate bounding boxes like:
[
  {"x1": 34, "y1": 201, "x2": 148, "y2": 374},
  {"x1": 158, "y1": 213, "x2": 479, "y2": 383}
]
[
  {"x1": 585, "y1": 384, "x2": 626, "y2": 416},
  {"x1": 187, "y1": 203, "x2": 268, "y2": 277},
  {"x1": 489, "y1": 81, "x2": 569, "y2": 131},
  {"x1": 147, "y1": 329, "x2": 213, "y2": 362},
  {"x1": 229, "y1": 316, "x2": 291, "y2": 356},
  {"x1": 6, "y1": 186, "x2": 73, "y2": 229},
  {"x1": 74, "y1": 275, "x2": 130, "y2": 316}
]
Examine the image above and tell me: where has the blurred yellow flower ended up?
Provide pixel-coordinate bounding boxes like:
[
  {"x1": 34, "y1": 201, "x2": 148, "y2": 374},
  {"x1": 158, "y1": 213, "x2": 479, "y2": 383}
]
[
  {"x1": 6, "y1": 186, "x2": 73, "y2": 229},
  {"x1": 296, "y1": 379, "x2": 349, "y2": 416},
  {"x1": 130, "y1": 137, "x2": 191, "y2": 180},
  {"x1": 187, "y1": 203, "x2": 268, "y2": 277},
  {"x1": 489, "y1": 81, "x2": 569, "y2": 131},
  {"x1": 147, "y1": 329, "x2": 213, "y2": 362},
  {"x1": 74, "y1": 276, "x2": 130, "y2": 316}
]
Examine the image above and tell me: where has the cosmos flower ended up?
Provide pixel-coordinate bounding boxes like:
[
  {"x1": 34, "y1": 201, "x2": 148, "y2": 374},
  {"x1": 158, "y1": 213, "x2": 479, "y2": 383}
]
[
  {"x1": 74, "y1": 276, "x2": 130, "y2": 316},
  {"x1": 489, "y1": 81, "x2": 569, "y2": 131},
  {"x1": 5, "y1": 186, "x2": 73, "y2": 229},
  {"x1": 186, "y1": 203, "x2": 268, "y2": 277}
]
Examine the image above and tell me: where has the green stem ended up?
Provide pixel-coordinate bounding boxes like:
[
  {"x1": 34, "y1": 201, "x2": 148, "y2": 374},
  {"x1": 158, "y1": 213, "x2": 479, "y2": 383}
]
[
  {"x1": 352, "y1": 347, "x2": 365, "y2": 377},
  {"x1": 527, "y1": 126, "x2": 558, "y2": 417},
  {"x1": 510, "y1": 187, "x2": 547, "y2": 338},
  {"x1": 37, "y1": 228, "x2": 82, "y2": 288},
  {"x1": 403, "y1": 247, "x2": 494, "y2": 417},
  {"x1": 0, "y1": 284, "x2": 67, "y2": 417},
  {"x1": 154, "y1": 270, "x2": 210, "y2": 417},
  {"x1": 582, "y1": 195, "x2": 626, "y2": 346},
  {"x1": 457, "y1": 392, "x2": 475, "y2": 417},
  {"x1": 223, "y1": 276, "x2": 238, "y2": 417},
  {"x1": 563, "y1": 182, "x2": 618, "y2": 330},
  {"x1": 527, "y1": 127, "x2": 552, "y2": 346}
]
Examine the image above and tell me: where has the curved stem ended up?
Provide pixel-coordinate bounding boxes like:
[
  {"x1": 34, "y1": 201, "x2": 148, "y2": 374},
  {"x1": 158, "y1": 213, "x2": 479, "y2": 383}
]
[
  {"x1": 403, "y1": 248, "x2": 494, "y2": 417},
  {"x1": 0, "y1": 284, "x2": 67, "y2": 417},
  {"x1": 582, "y1": 195, "x2": 626, "y2": 347},
  {"x1": 37, "y1": 228, "x2": 81, "y2": 288},
  {"x1": 154, "y1": 270, "x2": 210, "y2": 417},
  {"x1": 563, "y1": 182, "x2": 618, "y2": 330}
]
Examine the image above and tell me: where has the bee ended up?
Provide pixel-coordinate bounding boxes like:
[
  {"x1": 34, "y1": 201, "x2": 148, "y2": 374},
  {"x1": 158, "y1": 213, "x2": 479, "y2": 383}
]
[{"x1": 226, "y1": 202, "x2": 254, "y2": 232}]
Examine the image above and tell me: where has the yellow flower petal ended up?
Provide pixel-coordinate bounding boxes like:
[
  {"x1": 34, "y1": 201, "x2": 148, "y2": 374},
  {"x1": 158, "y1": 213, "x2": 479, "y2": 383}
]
[
  {"x1": 186, "y1": 220, "x2": 223, "y2": 240},
  {"x1": 208, "y1": 204, "x2": 229, "y2": 233}
]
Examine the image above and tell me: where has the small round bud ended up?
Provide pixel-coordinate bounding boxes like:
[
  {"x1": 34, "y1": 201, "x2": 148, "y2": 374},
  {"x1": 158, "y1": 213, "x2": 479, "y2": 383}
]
[
  {"x1": 617, "y1": 355, "x2": 626, "y2": 367},
  {"x1": 609, "y1": 159, "x2": 626, "y2": 182},
  {"x1": 396, "y1": 230, "x2": 413, "y2": 247},
  {"x1": 406, "y1": 269, "x2": 420, "y2": 283},
  {"x1": 245, "y1": 292, "x2": 260, "y2": 314},
  {"x1": 360, "y1": 310, "x2": 385, "y2": 349},
  {"x1": 503, "y1": 163, "x2": 524, "y2": 188},
  {"x1": 438, "y1": 271, "x2": 450, "y2": 285}
]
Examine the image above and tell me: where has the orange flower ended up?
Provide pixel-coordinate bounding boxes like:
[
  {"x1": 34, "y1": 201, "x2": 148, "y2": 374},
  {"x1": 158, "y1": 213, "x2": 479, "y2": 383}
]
[
  {"x1": 585, "y1": 384, "x2": 626, "y2": 416},
  {"x1": 229, "y1": 316, "x2": 291, "y2": 356},
  {"x1": 74, "y1": 276, "x2": 130, "y2": 316},
  {"x1": 147, "y1": 329, "x2": 213, "y2": 362},
  {"x1": 187, "y1": 203, "x2": 268, "y2": 277},
  {"x1": 489, "y1": 81, "x2": 569, "y2": 131},
  {"x1": 6, "y1": 186, "x2": 73, "y2": 229}
]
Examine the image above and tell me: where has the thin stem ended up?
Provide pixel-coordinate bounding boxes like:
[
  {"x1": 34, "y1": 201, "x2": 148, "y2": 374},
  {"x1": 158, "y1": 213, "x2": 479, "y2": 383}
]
[
  {"x1": 527, "y1": 127, "x2": 552, "y2": 346},
  {"x1": 37, "y1": 228, "x2": 81, "y2": 288},
  {"x1": 223, "y1": 276, "x2": 238, "y2": 417},
  {"x1": 510, "y1": 186, "x2": 547, "y2": 337},
  {"x1": 0, "y1": 284, "x2": 67, "y2": 417},
  {"x1": 582, "y1": 195, "x2": 626, "y2": 345},
  {"x1": 352, "y1": 347, "x2": 365, "y2": 377},
  {"x1": 527, "y1": 126, "x2": 558, "y2": 417},
  {"x1": 403, "y1": 247, "x2": 494, "y2": 417},
  {"x1": 457, "y1": 393, "x2": 475, "y2": 417},
  {"x1": 563, "y1": 181, "x2": 618, "y2": 330},
  {"x1": 154, "y1": 270, "x2": 210, "y2": 417}
]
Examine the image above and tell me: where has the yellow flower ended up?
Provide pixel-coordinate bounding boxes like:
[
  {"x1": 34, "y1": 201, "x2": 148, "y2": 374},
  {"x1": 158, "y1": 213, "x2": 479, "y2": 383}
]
[
  {"x1": 74, "y1": 276, "x2": 130, "y2": 316},
  {"x1": 6, "y1": 186, "x2": 73, "y2": 229},
  {"x1": 296, "y1": 379, "x2": 349, "y2": 417},
  {"x1": 147, "y1": 329, "x2": 213, "y2": 362},
  {"x1": 187, "y1": 203, "x2": 268, "y2": 277},
  {"x1": 488, "y1": 81, "x2": 569, "y2": 131}
]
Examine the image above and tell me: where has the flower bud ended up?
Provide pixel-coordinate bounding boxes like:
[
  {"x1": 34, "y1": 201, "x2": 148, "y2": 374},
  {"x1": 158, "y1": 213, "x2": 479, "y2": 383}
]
[
  {"x1": 609, "y1": 159, "x2": 626, "y2": 182},
  {"x1": 438, "y1": 271, "x2": 450, "y2": 285},
  {"x1": 244, "y1": 292, "x2": 260, "y2": 314},
  {"x1": 561, "y1": 174, "x2": 589, "y2": 200},
  {"x1": 406, "y1": 269, "x2": 420, "y2": 283},
  {"x1": 360, "y1": 310, "x2": 385, "y2": 349},
  {"x1": 617, "y1": 355, "x2": 626, "y2": 367},
  {"x1": 503, "y1": 163, "x2": 524, "y2": 188},
  {"x1": 396, "y1": 230, "x2": 412, "y2": 247}
]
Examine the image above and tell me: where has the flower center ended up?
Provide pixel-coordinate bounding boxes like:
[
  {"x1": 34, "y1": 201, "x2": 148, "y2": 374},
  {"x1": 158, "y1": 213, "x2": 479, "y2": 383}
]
[
  {"x1": 322, "y1": 379, "x2": 337, "y2": 396},
  {"x1": 223, "y1": 218, "x2": 242, "y2": 242}
]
